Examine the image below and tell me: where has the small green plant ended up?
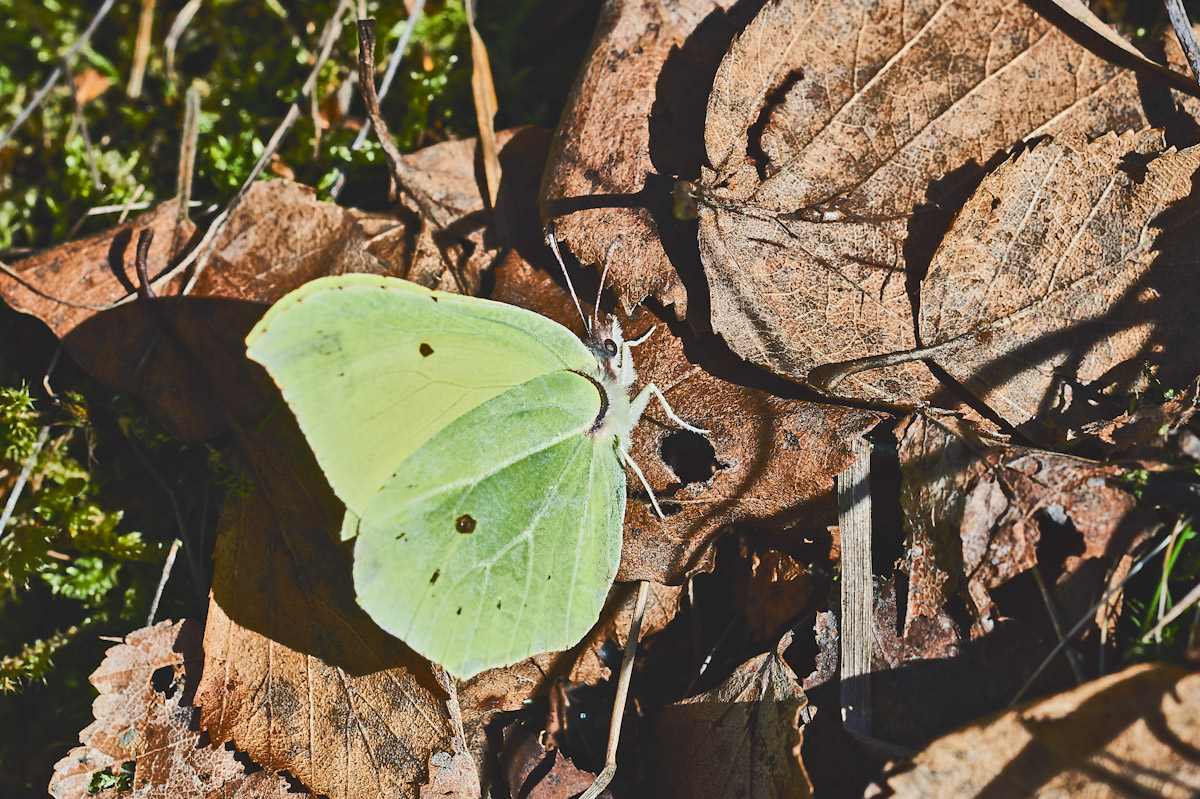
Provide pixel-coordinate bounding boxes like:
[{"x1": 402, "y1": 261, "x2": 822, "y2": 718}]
[
  {"x1": 87, "y1": 760, "x2": 134, "y2": 793},
  {"x1": 0, "y1": 385, "x2": 158, "y2": 691}
]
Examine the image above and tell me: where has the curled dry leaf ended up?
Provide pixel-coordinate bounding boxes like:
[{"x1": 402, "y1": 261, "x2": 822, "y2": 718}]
[
  {"x1": 194, "y1": 411, "x2": 475, "y2": 799},
  {"x1": 921, "y1": 130, "x2": 1200, "y2": 432},
  {"x1": 881, "y1": 664, "x2": 1200, "y2": 799},
  {"x1": 655, "y1": 632, "x2": 812, "y2": 799},
  {"x1": 897, "y1": 413, "x2": 1146, "y2": 635},
  {"x1": 540, "y1": 0, "x2": 744, "y2": 313},
  {"x1": 1077, "y1": 379, "x2": 1200, "y2": 464},
  {"x1": 696, "y1": 0, "x2": 1200, "y2": 406},
  {"x1": 500, "y1": 718, "x2": 609, "y2": 799},
  {"x1": 737, "y1": 535, "x2": 813, "y2": 641},
  {"x1": 49, "y1": 620, "x2": 306, "y2": 799},
  {"x1": 490, "y1": 251, "x2": 882, "y2": 584}
]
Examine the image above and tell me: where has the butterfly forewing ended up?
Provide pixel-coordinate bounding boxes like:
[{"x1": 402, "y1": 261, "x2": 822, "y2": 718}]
[
  {"x1": 246, "y1": 275, "x2": 596, "y2": 515},
  {"x1": 353, "y1": 370, "x2": 625, "y2": 678}
]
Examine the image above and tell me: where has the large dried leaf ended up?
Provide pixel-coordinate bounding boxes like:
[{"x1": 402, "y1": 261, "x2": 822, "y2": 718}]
[
  {"x1": 490, "y1": 251, "x2": 882, "y2": 583},
  {"x1": 655, "y1": 633, "x2": 812, "y2": 799},
  {"x1": 920, "y1": 130, "x2": 1200, "y2": 431},
  {"x1": 897, "y1": 413, "x2": 1146, "y2": 634},
  {"x1": 49, "y1": 620, "x2": 305, "y2": 799},
  {"x1": 194, "y1": 411, "x2": 473, "y2": 799},
  {"x1": 882, "y1": 664, "x2": 1200, "y2": 798},
  {"x1": 697, "y1": 0, "x2": 1200, "y2": 406},
  {"x1": 540, "y1": 0, "x2": 743, "y2": 313}
]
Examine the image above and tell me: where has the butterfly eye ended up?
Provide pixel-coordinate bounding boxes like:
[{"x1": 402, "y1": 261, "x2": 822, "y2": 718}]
[{"x1": 603, "y1": 339, "x2": 618, "y2": 355}]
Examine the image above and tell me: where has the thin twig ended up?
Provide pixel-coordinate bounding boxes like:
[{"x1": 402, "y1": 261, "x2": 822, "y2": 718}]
[
  {"x1": 1165, "y1": 0, "x2": 1200, "y2": 85},
  {"x1": 1154, "y1": 517, "x2": 1186, "y2": 643},
  {"x1": 355, "y1": 17, "x2": 467, "y2": 292},
  {"x1": 17, "y1": 4, "x2": 103, "y2": 189},
  {"x1": 171, "y1": 85, "x2": 201, "y2": 258},
  {"x1": 127, "y1": 0, "x2": 157, "y2": 98},
  {"x1": 1142, "y1": 578, "x2": 1200, "y2": 643},
  {"x1": 0, "y1": 425, "x2": 51, "y2": 539},
  {"x1": 168, "y1": 0, "x2": 351, "y2": 295},
  {"x1": 682, "y1": 613, "x2": 739, "y2": 699},
  {"x1": 164, "y1": 0, "x2": 203, "y2": 89},
  {"x1": 1031, "y1": 564, "x2": 1085, "y2": 684},
  {"x1": 580, "y1": 580, "x2": 650, "y2": 799},
  {"x1": 146, "y1": 538, "x2": 180, "y2": 625},
  {"x1": 135, "y1": 228, "x2": 156, "y2": 299},
  {"x1": 116, "y1": 184, "x2": 146, "y2": 225},
  {"x1": 0, "y1": 0, "x2": 117, "y2": 150},
  {"x1": 57, "y1": 51, "x2": 103, "y2": 190},
  {"x1": 327, "y1": 0, "x2": 426, "y2": 201},
  {"x1": 1009, "y1": 529, "x2": 1174, "y2": 707},
  {"x1": 123, "y1": 436, "x2": 203, "y2": 600}
]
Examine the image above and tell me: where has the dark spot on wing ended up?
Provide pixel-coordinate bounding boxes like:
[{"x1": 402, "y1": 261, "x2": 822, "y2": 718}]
[
  {"x1": 430, "y1": 570, "x2": 440, "y2": 584},
  {"x1": 547, "y1": 574, "x2": 552, "y2": 580},
  {"x1": 456, "y1": 607, "x2": 462, "y2": 615},
  {"x1": 430, "y1": 295, "x2": 438, "y2": 302},
  {"x1": 395, "y1": 532, "x2": 406, "y2": 541},
  {"x1": 496, "y1": 600, "x2": 502, "y2": 610},
  {"x1": 456, "y1": 514, "x2": 476, "y2": 533},
  {"x1": 419, "y1": 342, "x2": 434, "y2": 357}
]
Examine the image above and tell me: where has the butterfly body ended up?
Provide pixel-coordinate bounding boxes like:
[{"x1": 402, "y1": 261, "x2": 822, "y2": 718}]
[{"x1": 246, "y1": 274, "x2": 696, "y2": 677}]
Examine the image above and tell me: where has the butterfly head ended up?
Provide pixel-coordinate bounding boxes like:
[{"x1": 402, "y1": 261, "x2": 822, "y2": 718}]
[{"x1": 586, "y1": 313, "x2": 626, "y2": 385}]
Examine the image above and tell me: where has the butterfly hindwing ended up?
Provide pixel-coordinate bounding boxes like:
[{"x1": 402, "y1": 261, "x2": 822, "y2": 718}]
[
  {"x1": 246, "y1": 275, "x2": 596, "y2": 516},
  {"x1": 353, "y1": 370, "x2": 625, "y2": 677}
]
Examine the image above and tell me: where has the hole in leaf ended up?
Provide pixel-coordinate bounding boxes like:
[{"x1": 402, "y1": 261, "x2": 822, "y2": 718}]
[
  {"x1": 660, "y1": 429, "x2": 720, "y2": 485},
  {"x1": 150, "y1": 665, "x2": 177, "y2": 699}
]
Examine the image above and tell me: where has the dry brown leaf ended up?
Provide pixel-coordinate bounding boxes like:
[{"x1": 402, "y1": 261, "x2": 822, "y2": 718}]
[
  {"x1": 881, "y1": 664, "x2": 1200, "y2": 799},
  {"x1": 73, "y1": 68, "x2": 111, "y2": 104},
  {"x1": 920, "y1": 130, "x2": 1200, "y2": 431},
  {"x1": 897, "y1": 413, "x2": 1146, "y2": 634},
  {"x1": 655, "y1": 632, "x2": 812, "y2": 799},
  {"x1": 540, "y1": 0, "x2": 743, "y2": 313},
  {"x1": 1077, "y1": 379, "x2": 1200, "y2": 464},
  {"x1": 490, "y1": 250, "x2": 882, "y2": 584},
  {"x1": 737, "y1": 537, "x2": 813, "y2": 641},
  {"x1": 194, "y1": 411, "x2": 473, "y2": 799},
  {"x1": 696, "y1": 0, "x2": 1200, "y2": 406},
  {"x1": 49, "y1": 620, "x2": 306, "y2": 799},
  {"x1": 1045, "y1": 0, "x2": 1200, "y2": 94}
]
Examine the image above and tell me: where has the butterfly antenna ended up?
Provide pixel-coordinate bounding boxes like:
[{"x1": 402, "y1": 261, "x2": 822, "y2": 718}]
[
  {"x1": 545, "y1": 222, "x2": 590, "y2": 332},
  {"x1": 594, "y1": 235, "x2": 621, "y2": 332}
]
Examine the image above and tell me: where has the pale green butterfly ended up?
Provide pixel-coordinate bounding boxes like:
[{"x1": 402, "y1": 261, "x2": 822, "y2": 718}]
[{"x1": 245, "y1": 250, "x2": 703, "y2": 678}]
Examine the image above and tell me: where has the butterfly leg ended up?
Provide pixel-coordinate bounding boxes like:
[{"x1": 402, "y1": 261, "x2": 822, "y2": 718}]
[
  {"x1": 621, "y1": 448, "x2": 667, "y2": 519},
  {"x1": 630, "y1": 382, "x2": 710, "y2": 435},
  {"x1": 617, "y1": 327, "x2": 655, "y2": 387}
]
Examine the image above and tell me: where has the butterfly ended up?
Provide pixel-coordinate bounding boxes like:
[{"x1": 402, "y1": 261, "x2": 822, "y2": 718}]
[{"x1": 245, "y1": 246, "x2": 703, "y2": 678}]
